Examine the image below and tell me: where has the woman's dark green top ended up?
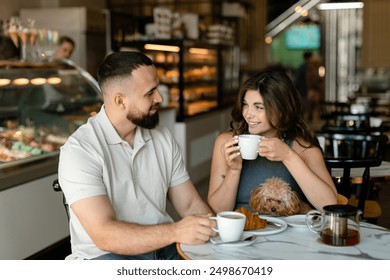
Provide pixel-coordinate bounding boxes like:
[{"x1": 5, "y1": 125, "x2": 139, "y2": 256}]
[{"x1": 235, "y1": 138, "x2": 308, "y2": 210}]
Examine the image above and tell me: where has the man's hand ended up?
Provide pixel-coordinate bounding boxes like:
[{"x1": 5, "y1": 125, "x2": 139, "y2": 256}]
[{"x1": 173, "y1": 214, "x2": 217, "y2": 245}]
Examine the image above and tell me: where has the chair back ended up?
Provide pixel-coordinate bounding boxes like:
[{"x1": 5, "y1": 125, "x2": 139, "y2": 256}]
[
  {"x1": 319, "y1": 124, "x2": 389, "y2": 135},
  {"x1": 320, "y1": 101, "x2": 350, "y2": 121},
  {"x1": 52, "y1": 179, "x2": 69, "y2": 220},
  {"x1": 317, "y1": 132, "x2": 388, "y2": 159},
  {"x1": 333, "y1": 113, "x2": 371, "y2": 129},
  {"x1": 316, "y1": 132, "x2": 388, "y2": 217}
]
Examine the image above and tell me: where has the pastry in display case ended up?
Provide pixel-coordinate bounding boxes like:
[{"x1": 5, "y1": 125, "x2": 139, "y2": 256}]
[{"x1": 0, "y1": 59, "x2": 102, "y2": 169}]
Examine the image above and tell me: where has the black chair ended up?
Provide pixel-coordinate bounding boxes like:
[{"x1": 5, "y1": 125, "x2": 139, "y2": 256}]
[
  {"x1": 320, "y1": 101, "x2": 350, "y2": 122},
  {"x1": 334, "y1": 113, "x2": 372, "y2": 128},
  {"x1": 316, "y1": 132, "x2": 388, "y2": 221},
  {"x1": 320, "y1": 124, "x2": 390, "y2": 135},
  {"x1": 52, "y1": 179, "x2": 69, "y2": 220},
  {"x1": 320, "y1": 100, "x2": 390, "y2": 135}
]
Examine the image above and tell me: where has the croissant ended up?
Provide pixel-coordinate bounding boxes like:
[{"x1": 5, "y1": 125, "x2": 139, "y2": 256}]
[{"x1": 235, "y1": 206, "x2": 267, "y2": 230}]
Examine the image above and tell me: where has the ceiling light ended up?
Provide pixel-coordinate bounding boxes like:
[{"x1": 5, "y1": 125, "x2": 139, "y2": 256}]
[
  {"x1": 265, "y1": 36, "x2": 273, "y2": 44},
  {"x1": 0, "y1": 79, "x2": 11, "y2": 86},
  {"x1": 189, "y1": 48, "x2": 209, "y2": 55},
  {"x1": 13, "y1": 78, "x2": 29, "y2": 86},
  {"x1": 317, "y1": 2, "x2": 364, "y2": 10},
  {"x1": 144, "y1": 44, "x2": 180, "y2": 52},
  {"x1": 47, "y1": 77, "x2": 62, "y2": 85},
  {"x1": 31, "y1": 78, "x2": 47, "y2": 85},
  {"x1": 265, "y1": 0, "x2": 322, "y2": 40}
]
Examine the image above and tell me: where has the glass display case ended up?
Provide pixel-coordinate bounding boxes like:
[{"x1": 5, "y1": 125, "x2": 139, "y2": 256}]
[
  {"x1": 0, "y1": 59, "x2": 102, "y2": 175},
  {"x1": 124, "y1": 40, "x2": 238, "y2": 121}
]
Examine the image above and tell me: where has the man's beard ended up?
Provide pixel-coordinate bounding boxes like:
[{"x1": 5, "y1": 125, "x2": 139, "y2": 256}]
[{"x1": 127, "y1": 110, "x2": 159, "y2": 129}]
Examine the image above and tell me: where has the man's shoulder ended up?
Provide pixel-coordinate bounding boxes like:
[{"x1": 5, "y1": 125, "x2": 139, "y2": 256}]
[
  {"x1": 145, "y1": 126, "x2": 178, "y2": 153},
  {"x1": 64, "y1": 116, "x2": 102, "y2": 148},
  {"x1": 70, "y1": 118, "x2": 96, "y2": 139},
  {"x1": 148, "y1": 126, "x2": 173, "y2": 140}
]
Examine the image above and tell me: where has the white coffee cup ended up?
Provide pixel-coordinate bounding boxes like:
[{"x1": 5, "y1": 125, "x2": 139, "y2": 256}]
[
  {"x1": 238, "y1": 134, "x2": 261, "y2": 160},
  {"x1": 209, "y1": 211, "x2": 246, "y2": 242}
]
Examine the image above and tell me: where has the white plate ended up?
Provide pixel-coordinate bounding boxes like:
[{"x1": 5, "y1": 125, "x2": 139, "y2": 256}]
[
  {"x1": 245, "y1": 216, "x2": 287, "y2": 235},
  {"x1": 210, "y1": 233, "x2": 257, "y2": 247},
  {"x1": 283, "y1": 215, "x2": 307, "y2": 228}
]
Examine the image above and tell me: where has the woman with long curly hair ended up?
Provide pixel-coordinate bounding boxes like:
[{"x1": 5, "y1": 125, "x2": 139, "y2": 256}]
[{"x1": 208, "y1": 70, "x2": 337, "y2": 214}]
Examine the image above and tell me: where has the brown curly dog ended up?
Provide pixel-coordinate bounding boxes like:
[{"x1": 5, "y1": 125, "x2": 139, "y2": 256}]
[{"x1": 249, "y1": 177, "x2": 312, "y2": 216}]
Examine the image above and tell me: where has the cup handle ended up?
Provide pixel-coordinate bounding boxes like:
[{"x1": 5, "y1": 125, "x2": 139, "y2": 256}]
[
  {"x1": 209, "y1": 216, "x2": 219, "y2": 233},
  {"x1": 305, "y1": 210, "x2": 323, "y2": 234}
]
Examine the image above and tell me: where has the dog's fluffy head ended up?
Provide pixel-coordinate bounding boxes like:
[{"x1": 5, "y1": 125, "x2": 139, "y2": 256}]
[{"x1": 249, "y1": 177, "x2": 305, "y2": 216}]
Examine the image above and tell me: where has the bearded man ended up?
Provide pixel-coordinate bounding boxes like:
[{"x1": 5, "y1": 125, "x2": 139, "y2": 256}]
[{"x1": 59, "y1": 51, "x2": 215, "y2": 260}]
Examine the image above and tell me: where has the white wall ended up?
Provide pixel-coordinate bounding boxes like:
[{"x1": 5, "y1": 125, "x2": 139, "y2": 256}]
[{"x1": 0, "y1": 0, "x2": 106, "y2": 19}]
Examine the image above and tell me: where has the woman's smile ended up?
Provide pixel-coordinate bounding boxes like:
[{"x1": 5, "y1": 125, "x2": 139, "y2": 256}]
[{"x1": 247, "y1": 120, "x2": 260, "y2": 128}]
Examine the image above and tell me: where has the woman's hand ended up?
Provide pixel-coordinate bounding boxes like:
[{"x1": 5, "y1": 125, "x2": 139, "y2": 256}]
[
  {"x1": 258, "y1": 137, "x2": 291, "y2": 161},
  {"x1": 223, "y1": 135, "x2": 242, "y2": 171}
]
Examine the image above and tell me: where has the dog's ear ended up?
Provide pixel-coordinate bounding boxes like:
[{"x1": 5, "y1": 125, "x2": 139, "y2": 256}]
[
  {"x1": 284, "y1": 190, "x2": 301, "y2": 215},
  {"x1": 249, "y1": 187, "x2": 266, "y2": 212}
]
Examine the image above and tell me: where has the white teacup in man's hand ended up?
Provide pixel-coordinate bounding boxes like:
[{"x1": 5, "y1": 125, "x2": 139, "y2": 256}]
[{"x1": 209, "y1": 211, "x2": 246, "y2": 242}]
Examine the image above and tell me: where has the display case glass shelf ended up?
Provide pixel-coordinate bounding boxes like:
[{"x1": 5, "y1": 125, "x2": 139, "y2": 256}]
[{"x1": 0, "y1": 59, "x2": 102, "y2": 171}]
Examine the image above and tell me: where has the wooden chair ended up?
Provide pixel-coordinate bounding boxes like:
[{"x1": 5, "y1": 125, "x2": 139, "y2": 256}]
[{"x1": 316, "y1": 132, "x2": 388, "y2": 222}]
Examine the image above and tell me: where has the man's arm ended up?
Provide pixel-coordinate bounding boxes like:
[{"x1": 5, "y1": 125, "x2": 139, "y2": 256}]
[
  {"x1": 71, "y1": 195, "x2": 176, "y2": 255},
  {"x1": 168, "y1": 179, "x2": 214, "y2": 218},
  {"x1": 70, "y1": 184, "x2": 216, "y2": 256}
]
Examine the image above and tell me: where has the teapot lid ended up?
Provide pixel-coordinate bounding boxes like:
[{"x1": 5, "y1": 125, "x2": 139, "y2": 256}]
[{"x1": 323, "y1": 204, "x2": 360, "y2": 217}]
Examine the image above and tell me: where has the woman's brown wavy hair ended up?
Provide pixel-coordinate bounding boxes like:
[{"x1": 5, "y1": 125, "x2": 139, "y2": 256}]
[{"x1": 230, "y1": 70, "x2": 320, "y2": 149}]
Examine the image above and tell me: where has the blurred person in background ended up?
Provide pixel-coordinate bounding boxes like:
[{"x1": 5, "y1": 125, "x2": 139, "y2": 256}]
[
  {"x1": 294, "y1": 51, "x2": 313, "y2": 115},
  {"x1": 54, "y1": 35, "x2": 75, "y2": 59},
  {"x1": 306, "y1": 55, "x2": 325, "y2": 121}
]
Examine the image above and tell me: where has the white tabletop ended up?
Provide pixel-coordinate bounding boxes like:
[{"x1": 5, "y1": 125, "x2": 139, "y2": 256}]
[{"x1": 178, "y1": 221, "x2": 390, "y2": 260}]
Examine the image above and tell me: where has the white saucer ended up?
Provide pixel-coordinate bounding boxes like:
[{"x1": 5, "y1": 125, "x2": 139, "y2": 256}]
[
  {"x1": 283, "y1": 215, "x2": 307, "y2": 228},
  {"x1": 245, "y1": 216, "x2": 288, "y2": 235},
  {"x1": 210, "y1": 233, "x2": 257, "y2": 247}
]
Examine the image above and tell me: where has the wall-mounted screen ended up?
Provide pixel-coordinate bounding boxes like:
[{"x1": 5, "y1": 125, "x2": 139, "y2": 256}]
[{"x1": 285, "y1": 24, "x2": 320, "y2": 50}]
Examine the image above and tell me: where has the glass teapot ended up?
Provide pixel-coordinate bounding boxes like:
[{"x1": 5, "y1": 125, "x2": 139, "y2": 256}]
[{"x1": 306, "y1": 204, "x2": 363, "y2": 246}]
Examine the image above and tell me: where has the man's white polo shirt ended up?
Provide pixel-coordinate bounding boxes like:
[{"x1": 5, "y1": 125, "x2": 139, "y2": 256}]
[{"x1": 58, "y1": 106, "x2": 190, "y2": 259}]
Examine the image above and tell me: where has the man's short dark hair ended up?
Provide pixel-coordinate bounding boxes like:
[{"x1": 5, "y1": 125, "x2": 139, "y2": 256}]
[{"x1": 97, "y1": 51, "x2": 153, "y2": 90}]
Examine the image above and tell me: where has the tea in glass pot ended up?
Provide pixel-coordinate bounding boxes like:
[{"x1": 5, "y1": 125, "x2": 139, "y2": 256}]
[{"x1": 306, "y1": 204, "x2": 362, "y2": 246}]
